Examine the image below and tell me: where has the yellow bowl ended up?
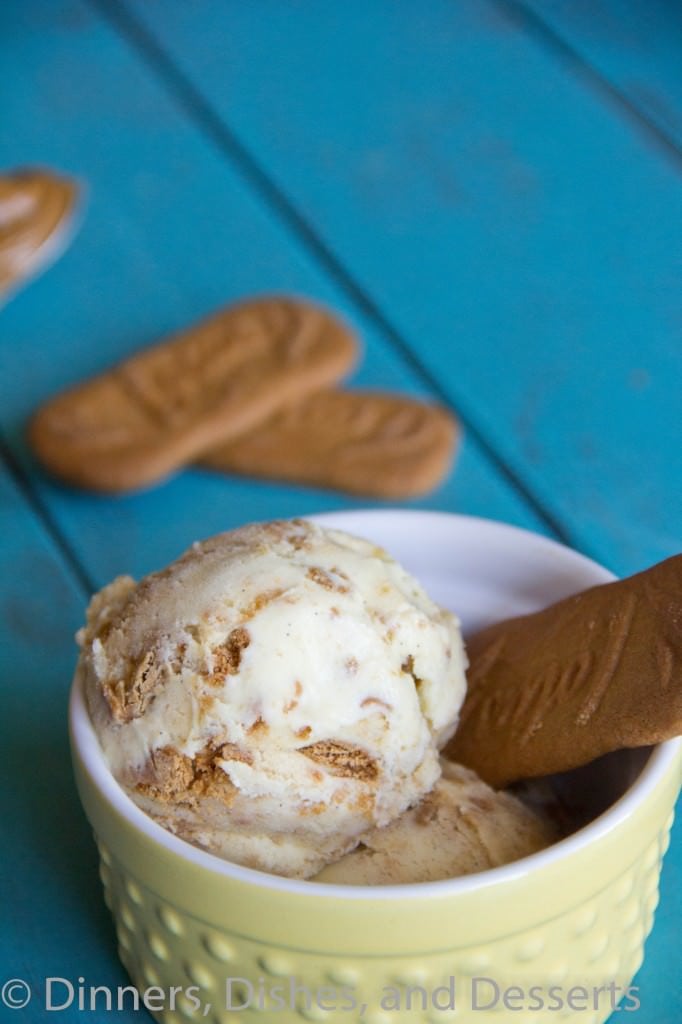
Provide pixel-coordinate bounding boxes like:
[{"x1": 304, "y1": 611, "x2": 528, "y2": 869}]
[{"x1": 69, "y1": 512, "x2": 682, "y2": 1024}]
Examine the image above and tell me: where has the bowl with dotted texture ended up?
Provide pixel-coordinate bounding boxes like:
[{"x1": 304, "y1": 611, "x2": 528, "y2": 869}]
[{"x1": 69, "y1": 510, "x2": 682, "y2": 1024}]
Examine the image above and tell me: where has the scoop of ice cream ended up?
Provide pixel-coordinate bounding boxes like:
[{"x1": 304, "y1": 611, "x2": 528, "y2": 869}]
[
  {"x1": 78, "y1": 518, "x2": 467, "y2": 878},
  {"x1": 314, "y1": 759, "x2": 558, "y2": 885}
]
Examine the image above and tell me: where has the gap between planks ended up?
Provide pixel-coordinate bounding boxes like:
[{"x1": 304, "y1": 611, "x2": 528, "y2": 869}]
[
  {"x1": 8, "y1": 0, "x2": 676, "y2": 608},
  {"x1": 85, "y1": 0, "x2": 585, "y2": 551},
  {"x1": 0, "y1": 434, "x2": 97, "y2": 596},
  {"x1": 493, "y1": 0, "x2": 682, "y2": 171}
]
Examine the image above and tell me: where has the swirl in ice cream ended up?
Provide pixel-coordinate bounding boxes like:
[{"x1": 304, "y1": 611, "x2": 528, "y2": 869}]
[{"x1": 78, "y1": 519, "x2": 468, "y2": 877}]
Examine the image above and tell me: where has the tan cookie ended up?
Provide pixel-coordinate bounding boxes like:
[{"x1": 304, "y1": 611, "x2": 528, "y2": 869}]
[
  {"x1": 0, "y1": 167, "x2": 79, "y2": 297},
  {"x1": 200, "y1": 390, "x2": 459, "y2": 498},
  {"x1": 445, "y1": 556, "x2": 682, "y2": 787},
  {"x1": 28, "y1": 297, "x2": 357, "y2": 492}
]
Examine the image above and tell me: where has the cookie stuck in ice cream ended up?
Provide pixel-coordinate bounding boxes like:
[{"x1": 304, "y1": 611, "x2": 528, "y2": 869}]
[{"x1": 445, "y1": 555, "x2": 682, "y2": 787}]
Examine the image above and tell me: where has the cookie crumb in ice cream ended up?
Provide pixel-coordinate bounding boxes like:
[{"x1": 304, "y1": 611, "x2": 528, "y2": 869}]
[
  {"x1": 135, "y1": 743, "x2": 238, "y2": 807},
  {"x1": 103, "y1": 650, "x2": 168, "y2": 724},
  {"x1": 414, "y1": 793, "x2": 439, "y2": 826},
  {"x1": 299, "y1": 739, "x2": 379, "y2": 780},
  {"x1": 361, "y1": 696, "x2": 392, "y2": 711},
  {"x1": 306, "y1": 565, "x2": 350, "y2": 593},
  {"x1": 210, "y1": 626, "x2": 251, "y2": 681},
  {"x1": 241, "y1": 589, "x2": 285, "y2": 620},
  {"x1": 77, "y1": 518, "x2": 468, "y2": 878}
]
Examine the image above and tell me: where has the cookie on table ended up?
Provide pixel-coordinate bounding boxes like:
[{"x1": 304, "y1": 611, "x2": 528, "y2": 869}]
[
  {"x1": 0, "y1": 167, "x2": 81, "y2": 300},
  {"x1": 28, "y1": 297, "x2": 358, "y2": 493},
  {"x1": 200, "y1": 389, "x2": 459, "y2": 498}
]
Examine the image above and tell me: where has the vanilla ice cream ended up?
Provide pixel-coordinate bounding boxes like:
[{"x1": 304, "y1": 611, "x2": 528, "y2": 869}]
[
  {"x1": 78, "y1": 518, "x2": 467, "y2": 877},
  {"x1": 315, "y1": 759, "x2": 558, "y2": 884}
]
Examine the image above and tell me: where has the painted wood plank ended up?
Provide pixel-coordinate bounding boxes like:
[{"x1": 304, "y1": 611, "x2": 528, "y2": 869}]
[
  {"x1": 0, "y1": 0, "x2": 548, "y2": 592},
  {"x1": 1, "y1": 457, "x2": 681, "y2": 1022},
  {"x1": 519, "y1": 0, "x2": 682, "y2": 152},
  {"x1": 0, "y1": 5, "x2": 679, "y2": 1018},
  {"x1": 122, "y1": 0, "x2": 682, "y2": 576},
  {"x1": 0, "y1": 463, "x2": 132, "y2": 1021}
]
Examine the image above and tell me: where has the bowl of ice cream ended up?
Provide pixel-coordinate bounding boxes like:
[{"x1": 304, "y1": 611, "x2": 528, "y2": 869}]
[{"x1": 69, "y1": 511, "x2": 682, "y2": 1024}]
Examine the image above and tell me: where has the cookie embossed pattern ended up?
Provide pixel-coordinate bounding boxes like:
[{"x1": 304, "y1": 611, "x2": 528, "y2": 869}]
[
  {"x1": 69, "y1": 511, "x2": 682, "y2": 1024},
  {"x1": 446, "y1": 557, "x2": 682, "y2": 787},
  {"x1": 201, "y1": 390, "x2": 458, "y2": 499},
  {"x1": 29, "y1": 297, "x2": 358, "y2": 493}
]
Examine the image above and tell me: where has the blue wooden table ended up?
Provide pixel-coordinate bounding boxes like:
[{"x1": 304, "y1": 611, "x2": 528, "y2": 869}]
[{"x1": 1, "y1": 2, "x2": 680, "y2": 1021}]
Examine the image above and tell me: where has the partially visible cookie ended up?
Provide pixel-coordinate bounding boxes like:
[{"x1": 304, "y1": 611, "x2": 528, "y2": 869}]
[
  {"x1": 445, "y1": 556, "x2": 682, "y2": 787},
  {"x1": 28, "y1": 297, "x2": 358, "y2": 492},
  {"x1": 0, "y1": 167, "x2": 80, "y2": 299},
  {"x1": 200, "y1": 390, "x2": 458, "y2": 498}
]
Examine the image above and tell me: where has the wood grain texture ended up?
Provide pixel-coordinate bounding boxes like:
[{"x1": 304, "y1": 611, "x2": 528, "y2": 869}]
[
  {"x1": 0, "y1": 1, "x2": 680, "y2": 1018},
  {"x1": 125, "y1": 0, "x2": 682, "y2": 575},
  {"x1": 0, "y1": 0, "x2": 547, "y2": 589},
  {"x1": 520, "y1": 0, "x2": 682, "y2": 151},
  {"x1": 0, "y1": 464, "x2": 130, "y2": 1019}
]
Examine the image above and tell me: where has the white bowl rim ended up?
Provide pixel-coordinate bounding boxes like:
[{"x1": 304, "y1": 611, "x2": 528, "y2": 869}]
[{"x1": 69, "y1": 510, "x2": 682, "y2": 901}]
